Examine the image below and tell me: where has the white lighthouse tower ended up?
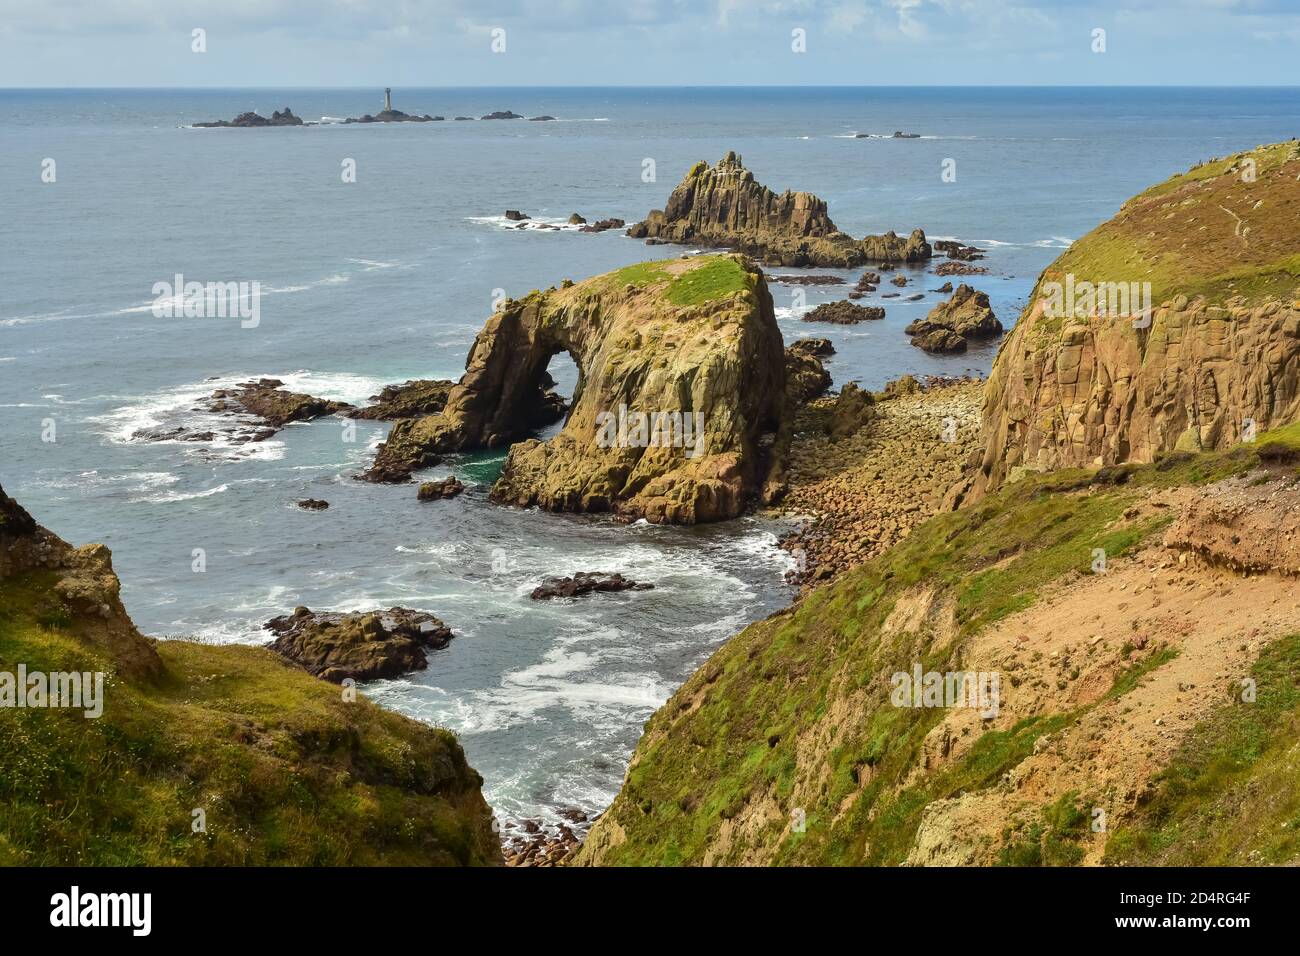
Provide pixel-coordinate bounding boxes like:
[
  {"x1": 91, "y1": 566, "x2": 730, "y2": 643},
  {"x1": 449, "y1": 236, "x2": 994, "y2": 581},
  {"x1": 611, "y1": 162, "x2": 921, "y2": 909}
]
[{"x1": 384, "y1": 87, "x2": 392, "y2": 112}]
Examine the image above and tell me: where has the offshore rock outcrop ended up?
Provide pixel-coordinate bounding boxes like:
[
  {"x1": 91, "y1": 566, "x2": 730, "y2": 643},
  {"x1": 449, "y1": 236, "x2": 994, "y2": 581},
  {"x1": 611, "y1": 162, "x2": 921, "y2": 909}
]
[
  {"x1": 905, "y1": 284, "x2": 1002, "y2": 353},
  {"x1": 366, "y1": 254, "x2": 790, "y2": 523},
  {"x1": 194, "y1": 108, "x2": 304, "y2": 128},
  {"x1": 265, "y1": 606, "x2": 454, "y2": 683},
  {"x1": 627, "y1": 152, "x2": 932, "y2": 268},
  {"x1": 957, "y1": 141, "x2": 1300, "y2": 504},
  {"x1": 352, "y1": 379, "x2": 455, "y2": 420}
]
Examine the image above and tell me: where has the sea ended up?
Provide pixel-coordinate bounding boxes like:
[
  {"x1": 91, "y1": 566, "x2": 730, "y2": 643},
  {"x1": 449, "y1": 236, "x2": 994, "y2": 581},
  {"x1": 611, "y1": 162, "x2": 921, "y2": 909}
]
[{"x1": 2, "y1": 86, "x2": 1297, "y2": 829}]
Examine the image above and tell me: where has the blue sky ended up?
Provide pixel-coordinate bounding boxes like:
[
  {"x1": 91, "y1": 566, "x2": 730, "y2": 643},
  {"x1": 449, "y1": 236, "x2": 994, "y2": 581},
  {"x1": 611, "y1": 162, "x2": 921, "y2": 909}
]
[{"x1": 0, "y1": 0, "x2": 1296, "y2": 87}]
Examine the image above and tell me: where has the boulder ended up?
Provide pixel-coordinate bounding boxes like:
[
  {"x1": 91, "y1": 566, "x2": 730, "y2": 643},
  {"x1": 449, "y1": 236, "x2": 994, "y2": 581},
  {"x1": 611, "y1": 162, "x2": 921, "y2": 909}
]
[
  {"x1": 504, "y1": 210, "x2": 530, "y2": 221},
  {"x1": 417, "y1": 477, "x2": 464, "y2": 501},
  {"x1": 826, "y1": 383, "x2": 874, "y2": 440},
  {"x1": 265, "y1": 606, "x2": 454, "y2": 683},
  {"x1": 297, "y1": 499, "x2": 330, "y2": 511},
  {"x1": 785, "y1": 346, "x2": 832, "y2": 404},
  {"x1": 788, "y1": 338, "x2": 835, "y2": 358}
]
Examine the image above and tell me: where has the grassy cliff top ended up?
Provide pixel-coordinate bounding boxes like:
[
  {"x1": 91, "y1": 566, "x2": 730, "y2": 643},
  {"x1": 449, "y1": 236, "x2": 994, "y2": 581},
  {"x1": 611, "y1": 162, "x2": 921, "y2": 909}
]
[
  {"x1": 0, "y1": 560, "x2": 500, "y2": 866},
  {"x1": 600, "y1": 254, "x2": 757, "y2": 307},
  {"x1": 1032, "y1": 140, "x2": 1300, "y2": 329}
]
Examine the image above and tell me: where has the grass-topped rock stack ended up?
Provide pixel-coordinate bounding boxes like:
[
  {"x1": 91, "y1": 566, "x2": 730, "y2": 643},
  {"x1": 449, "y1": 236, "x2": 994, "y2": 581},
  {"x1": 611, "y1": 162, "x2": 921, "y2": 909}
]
[
  {"x1": 0, "y1": 483, "x2": 500, "y2": 866},
  {"x1": 628, "y1": 151, "x2": 932, "y2": 268},
  {"x1": 960, "y1": 141, "x2": 1300, "y2": 504},
  {"x1": 367, "y1": 254, "x2": 793, "y2": 524}
]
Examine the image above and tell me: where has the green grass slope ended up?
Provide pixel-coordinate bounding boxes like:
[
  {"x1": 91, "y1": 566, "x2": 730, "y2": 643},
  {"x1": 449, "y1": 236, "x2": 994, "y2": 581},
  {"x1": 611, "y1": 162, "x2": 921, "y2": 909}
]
[
  {"x1": 0, "y1": 493, "x2": 500, "y2": 866},
  {"x1": 577, "y1": 431, "x2": 1299, "y2": 867},
  {"x1": 1028, "y1": 141, "x2": 1300, "y2": 338}
]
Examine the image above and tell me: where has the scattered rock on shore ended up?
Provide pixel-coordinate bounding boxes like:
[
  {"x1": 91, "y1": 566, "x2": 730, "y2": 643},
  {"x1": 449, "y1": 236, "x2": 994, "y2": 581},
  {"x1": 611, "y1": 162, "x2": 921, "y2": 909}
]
[{"x1": 774, "y1": 378, "x2": 982, "y2": 586}]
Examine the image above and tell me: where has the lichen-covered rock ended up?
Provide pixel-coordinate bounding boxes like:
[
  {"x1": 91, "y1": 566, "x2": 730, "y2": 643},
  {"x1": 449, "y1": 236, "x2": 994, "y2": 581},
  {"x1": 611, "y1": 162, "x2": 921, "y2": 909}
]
[
  {"x1": 367, "y1": 254, "x2": 791, "y2": 524},
  {"x1": 265, "y1": 606, "x2": 454, "y2": 683},
  {"x1": 785, "y1": 345, "x2": 832, "y2": 405},
  {"x1": 788, "y1": 338, "x2": 835, "y2": 358},
  {"x1": 905, "y1": 285, "x2": 1001, "y2": 353},
  {"x1": 627, "y1": 152, "x2": 931, "y2": 268},
  {"x1": 959, "y1": 141, "x2": 1300, "y2": 504}
]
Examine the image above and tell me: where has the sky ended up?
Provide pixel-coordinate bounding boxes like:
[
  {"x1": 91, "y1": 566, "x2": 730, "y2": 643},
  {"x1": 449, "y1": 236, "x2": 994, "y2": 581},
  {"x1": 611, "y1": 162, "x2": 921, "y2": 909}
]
[{"x1": 0, "y1": 0, "x2": 1296, "y2": 87}]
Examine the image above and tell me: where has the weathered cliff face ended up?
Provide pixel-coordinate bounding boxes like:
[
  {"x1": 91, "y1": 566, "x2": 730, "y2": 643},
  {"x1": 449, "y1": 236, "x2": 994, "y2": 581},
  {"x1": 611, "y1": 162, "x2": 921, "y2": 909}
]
[
  {"x1": 627, "y1": 152, "x2": 931, "y2": 268},
  {"x1": 1, "y1": 484, "x2": 163, "y2": 680},
  {"x1": 368, "y1": 255, "x2": 791, "y2": 524},
  {"x1": 0, "y1": 483, "x2": 500, "y2": 865},
  {"x1": 958, "y1": 141, "x2": 1300, "y2": 503}
]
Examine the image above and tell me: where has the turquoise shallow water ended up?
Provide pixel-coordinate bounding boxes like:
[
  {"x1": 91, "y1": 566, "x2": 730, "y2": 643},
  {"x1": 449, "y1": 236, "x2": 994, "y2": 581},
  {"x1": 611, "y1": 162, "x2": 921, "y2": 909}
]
[{"x1": 2, "y1": 86, "x2": 1297, "y2": 827}]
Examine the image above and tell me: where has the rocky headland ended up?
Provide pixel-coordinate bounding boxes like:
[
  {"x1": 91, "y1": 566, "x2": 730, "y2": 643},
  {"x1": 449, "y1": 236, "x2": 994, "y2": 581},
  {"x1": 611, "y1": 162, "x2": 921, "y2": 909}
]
[
  {"x1": 574, "y1": 141, "x2": 1300, "y2": 870},
  {"x1": 627, "y1": 152, "x2": 932, "y2": 268},
  {"x1": 957, "y1": 140, "x2": 1300, "y2": 504}
]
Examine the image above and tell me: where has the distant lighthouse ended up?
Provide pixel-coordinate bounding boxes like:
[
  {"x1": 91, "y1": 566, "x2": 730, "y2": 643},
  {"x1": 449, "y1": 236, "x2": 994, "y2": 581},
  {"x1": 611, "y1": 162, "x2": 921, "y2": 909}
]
[{"x1": 384, "y1": 87, "x2": 392, "y2": 112}]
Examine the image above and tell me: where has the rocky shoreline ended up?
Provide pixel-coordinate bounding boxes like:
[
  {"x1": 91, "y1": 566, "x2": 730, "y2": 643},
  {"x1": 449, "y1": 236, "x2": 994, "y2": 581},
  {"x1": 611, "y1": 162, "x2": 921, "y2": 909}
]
[{"x1": 773, "y1": 376, "x2": 983, "y2": 587}]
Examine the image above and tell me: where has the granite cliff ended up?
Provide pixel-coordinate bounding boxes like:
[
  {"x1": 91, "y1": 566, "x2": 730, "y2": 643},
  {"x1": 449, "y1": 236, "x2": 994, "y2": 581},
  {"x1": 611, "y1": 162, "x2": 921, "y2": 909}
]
[{"x1": 957, "y1": 141, "x2": 1300, "y2": 504}]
